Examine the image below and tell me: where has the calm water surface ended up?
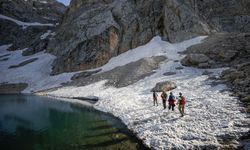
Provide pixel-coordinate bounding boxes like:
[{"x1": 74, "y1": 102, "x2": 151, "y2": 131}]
[{"x1": 0, "y1": 95, "x2": 146, "y2": 150}]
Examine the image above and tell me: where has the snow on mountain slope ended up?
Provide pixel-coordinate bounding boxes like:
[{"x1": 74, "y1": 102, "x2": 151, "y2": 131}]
[
  {"x1": 45, "y1": 36, "x2": 249, "y2": 149},
  {"x1": 0, "y1": 45, "x2": 74, "y2": 93},
  {"x1": 0, "y1": 14, "x2": 54, "y2": 29}
]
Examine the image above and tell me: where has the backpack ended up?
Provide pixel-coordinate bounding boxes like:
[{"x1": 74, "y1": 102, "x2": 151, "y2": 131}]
[
  {"x1": 161, "y1": 92, "x2": 167, "y2": 100},
  {"x1": 180, "y1": 96, "x2": 186, "y2": 105}
]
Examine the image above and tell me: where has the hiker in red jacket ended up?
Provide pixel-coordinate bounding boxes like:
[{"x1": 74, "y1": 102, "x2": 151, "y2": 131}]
[{"x1": 177, "y1": 92, "x2": 186, "y2": 117}]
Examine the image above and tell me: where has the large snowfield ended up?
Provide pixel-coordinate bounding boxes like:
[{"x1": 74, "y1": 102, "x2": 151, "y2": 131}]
[{"x1": 0, "y1": 36, "x2": 249, "y2": 149}]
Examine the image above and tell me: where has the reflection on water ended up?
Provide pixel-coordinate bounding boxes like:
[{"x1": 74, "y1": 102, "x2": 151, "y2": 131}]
[{"x1": 0, "y1": 95, "x2": 147, "y2": 150}]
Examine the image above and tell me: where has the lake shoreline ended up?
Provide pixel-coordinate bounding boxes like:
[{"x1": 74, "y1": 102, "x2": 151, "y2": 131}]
[{"x1": 8, "y1": 93, "x2": 151, "y2": 150}]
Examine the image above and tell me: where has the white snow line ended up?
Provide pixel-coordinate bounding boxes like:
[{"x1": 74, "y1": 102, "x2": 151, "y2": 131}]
[{"x1": 0, "y1": 14, "x2": 54, "y2": 29}]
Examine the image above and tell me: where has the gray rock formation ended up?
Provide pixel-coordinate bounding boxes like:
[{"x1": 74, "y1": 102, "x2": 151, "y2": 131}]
[
  {"x1": 151, "y1": 81, "x2": 177, "y2": 92},
  {"x1": 0, "y1": 0, "x2": 66, "y2": 51},
  {"x1": 8, "y1": 58, "x2": 38, "y2": 69},
  {"x1": 181, "y1": 33, "x2": 250, "y2": 68},
  {"x1": 48, "y1": 0, "x2": 250, "y2": 74},
  {"x1": 196, "y1": 0, "x2": 250, "y2": 32},
  {"x1": 163, "y1": 72, "x2": 176, "y2": 76},
  {"x1": 48, "y1": 0, "x2": 213, "y2": 74},
  {"x1": 181, "y1": 54, "x2": 212, "y2": 68},
  {"x1": 68, "y1": 56, "x2": 166, "y2": 88}
]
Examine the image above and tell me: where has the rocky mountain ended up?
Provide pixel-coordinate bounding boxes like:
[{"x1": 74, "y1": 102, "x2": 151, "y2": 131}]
[
  {"x1": 47, "y1": 0, "x2": 250, "y2": 75},
  {"x1": 0, "y1": 0, "x2": 66, "y2": 52},
  {"x1": 47, "y1": 0, "x2": 209, "y2": 74}
]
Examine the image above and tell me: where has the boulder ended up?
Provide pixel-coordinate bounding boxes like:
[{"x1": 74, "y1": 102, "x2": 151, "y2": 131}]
[
  {"x1": 163, "y1": 72, "x2": 176, "y2": 76},
  {"x1": 71, "y1": 69, "x2": 101, "y2": 80},
  {"x1": 151, "y1": 81, "x2": 177, "y2": 92},
  {"x1": 8, "y1": 58, "x2": 38, "y2": 69},
  {"x1": 0, "y1": 83, "x2": 28, "y2": 94},
  {"x1": 68, "y1": 56, "x2": 167, "y2": 88},
  {"x1": 202, "y1": 70, "x2": 213, "y2": 75},
  {"x1": 181, "y1": 54, "x2": 210, "y2": 67},
  {"x1": 175, "y1": 66, "x2": 184, "y2": 70}
]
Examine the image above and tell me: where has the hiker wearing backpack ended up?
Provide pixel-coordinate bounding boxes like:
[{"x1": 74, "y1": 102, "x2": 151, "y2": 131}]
[
  {"x1": 153, "y1": 91, "x2": 158, "y2": 106},
  {"x1": 168, "y1": 92, "x2": 176, "y2": 111},
  {"x1": 177, "y1": 92, "x2": 186, "y2": 117},
  {"x1": 161, "y1": 91, "x2": 167, "y2": 109}
]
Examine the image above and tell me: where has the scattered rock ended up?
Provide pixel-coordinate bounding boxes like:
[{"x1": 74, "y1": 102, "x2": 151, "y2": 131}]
[
  {"x1": 198, "y1": 62, "x2": 210, "y2": 68},
  {"x1": 0, "y1": 53, "x2": 10, "y2": 59},
  {"x1": 22, "y1": 39, "x2": 49, "y2": 56},
  {"x1": 175, "y1": 66, "x2": 184, "y2": 70},
  {"x1": 0, "y1": 58, "x2": 9, "y2": 61},
  {"x1": 202, "y1": 70, "x2": 213, "y2": 75},
  {"x1": 72, "y1": 96, "x2": 99, "y2": 102},
  {"x1": 71, "y1": 69, "x2": 102, "y2": 80},
  {"x1": 69, "y1": 56, "x2": 167, "y2": 88},
  {"x1": 151, "y1": 81, "x2": 177, "y2": 92},
  {"x1": 163, "y1": 72, "x2": 176, "y2": 76},
  {"x1": 0, "y1": 83, "x2": 28, "y2": 94},
  {"x1": 9, "y1": 58, "x2": 38, "y2": 69},
  {"x1": 181, "y1": 54, "x2": 210, "y2": 67}
]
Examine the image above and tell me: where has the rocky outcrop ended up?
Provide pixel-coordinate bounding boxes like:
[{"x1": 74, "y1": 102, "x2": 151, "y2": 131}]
[
  {"x1": 68, "y1": 56, "x2": 167, "y2": 88},
  {"x1": 48, "y1": 0, "x2": 212, "y2": 74},
  {"x1": 221, "y1": 62, "x2": 250, "y2": 105},
  {"x1": 181, "y1": 33, "x2": 250, "y2": 68},
  {"x1": 8, "y1": 58, "x2": 38, "y2": 69},
  {"x1": 0, "y1": 83, "x2": 28, "y2": 94},
  {"x1": 196, "y1": 0, "x2": 250, "y2": 32},
  {"x1": 0, "y1": 0, "x2": 66, "y2": 51},
  {"x1": 181, "y1": 54, "x2": 212, "y2": 68},
  {"x1": 151, "y1": 81, "x2": 177, "y2": 92}
]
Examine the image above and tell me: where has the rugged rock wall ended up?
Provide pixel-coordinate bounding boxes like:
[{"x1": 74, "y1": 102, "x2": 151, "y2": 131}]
[
  {"x1": 196, "y1": 0, "x2": 250, "y2": 32},
  {"x1": 48, "y1": 0, "x2": 212, "y2": 74},
  {"x1": 47, "y1": 0, "x2": 250, "y2": 74},
  {"x1": 0, "y1": 0, "x2": 66, "y2": 51}
]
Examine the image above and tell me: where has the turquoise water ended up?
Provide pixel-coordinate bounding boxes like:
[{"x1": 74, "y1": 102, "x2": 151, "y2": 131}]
[{"x1": 0, "y1": 95, "x2": 146, "y2": 150}]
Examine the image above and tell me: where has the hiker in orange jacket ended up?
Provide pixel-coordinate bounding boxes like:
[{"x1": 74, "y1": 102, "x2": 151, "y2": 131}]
[{"x1": 161, "y1": 91, "x2": 167, "y2": 109}]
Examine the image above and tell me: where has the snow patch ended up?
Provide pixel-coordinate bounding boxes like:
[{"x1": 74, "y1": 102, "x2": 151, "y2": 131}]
[
  {"x1": 0, "y1": 45, "x2": 75, "y2": 93},
  {"x1": 40, "y1": 30, "x2": 52, "y2": 40},
  {"x1": 0, "y1": 14, "x2": 54, "y2": 29}
]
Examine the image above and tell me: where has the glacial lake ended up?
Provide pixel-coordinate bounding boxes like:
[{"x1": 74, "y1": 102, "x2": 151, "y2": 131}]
[{"x1": 0, "y1": 94, "x2": 146, "y2": 150}]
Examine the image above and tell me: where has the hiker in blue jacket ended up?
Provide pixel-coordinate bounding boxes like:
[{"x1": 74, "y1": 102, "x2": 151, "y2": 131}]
[{"x1": 168, "y1": 92, "x2": 176, "y2": 111}]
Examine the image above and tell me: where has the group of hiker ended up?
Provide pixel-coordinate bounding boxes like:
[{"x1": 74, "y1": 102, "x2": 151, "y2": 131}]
[{"x1": 153, "y1": 91, "x2": 186, "y2": 117}]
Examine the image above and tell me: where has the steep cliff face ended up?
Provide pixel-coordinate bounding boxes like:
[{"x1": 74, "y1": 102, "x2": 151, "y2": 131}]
[
  {"x1": 48, "y1": 0, "x2": 211, "y2": 74},
  {"x1": 48, "y1": 0, "x2": 250, "y2": 74},
  {"x1": 0, "y1": 0, "x2": 66, "y2": 51},
  {"x1": 196, "y1": 0, "x2": 250, "y2": 32}
]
